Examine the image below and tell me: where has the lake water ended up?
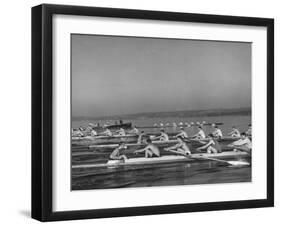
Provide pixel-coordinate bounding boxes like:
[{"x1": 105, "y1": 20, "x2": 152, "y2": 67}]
[{"x1": 72, "y1": 114, "x2": 251, "y2": 190}]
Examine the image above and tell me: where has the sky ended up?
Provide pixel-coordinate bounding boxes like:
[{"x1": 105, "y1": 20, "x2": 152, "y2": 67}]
[{"x1": 71, "y1": 34, "x2": 251, "y2": 118}]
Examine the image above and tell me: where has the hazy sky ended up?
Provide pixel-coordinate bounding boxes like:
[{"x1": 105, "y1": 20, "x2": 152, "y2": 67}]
[{"x1": 71, "y1": 34, "x2": 251, "y2": 117}]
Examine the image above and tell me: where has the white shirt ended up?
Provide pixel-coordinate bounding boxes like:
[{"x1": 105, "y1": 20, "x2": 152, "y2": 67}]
[
  {"x1": 91, "y1": 130, "x2": 97, "y2": 136},
  {"x1": 118, "y1": 129, "x2": 126, "y2": 136},
  {"x1": 177, "y1": 131, "x2": 188, "y2": 138},
  {"x1": 197, "y1": 130, "x2": 206, "y2": 139},
  {"x1": 160, "y1": 133, "x2": 169, "y2": 141},
  {"x1": 104, "y1": 129, "x2": 112, "y2": 136},
  {"x1": 131, "y1": 128, "x2": 139, "y2": 134},
  {"x1": 232, "y1": 137, "x2": 252, "y2": 149},
  {"x1": 213, "y1": 128, "x2": 223, "y2": 137}
]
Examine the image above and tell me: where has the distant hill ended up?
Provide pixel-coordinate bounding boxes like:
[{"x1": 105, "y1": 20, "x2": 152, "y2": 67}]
[{"x1": 73, "y1": 107, "x2": 251, "y2": 121}]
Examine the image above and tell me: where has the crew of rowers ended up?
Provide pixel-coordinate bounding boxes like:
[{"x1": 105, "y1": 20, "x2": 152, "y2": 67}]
[{"x1": 109, "y1": 124, "x2": 252, "y2": 161}]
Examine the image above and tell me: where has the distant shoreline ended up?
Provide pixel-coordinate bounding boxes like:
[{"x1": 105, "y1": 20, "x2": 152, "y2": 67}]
[{"x1": 73, "y1": 107, "x2": 251, "y2": 121}]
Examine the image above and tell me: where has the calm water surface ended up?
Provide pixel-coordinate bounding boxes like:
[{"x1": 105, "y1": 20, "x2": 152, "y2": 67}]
[{"x1": 72, "y1": 115, "x2": 251, "y2": 190}]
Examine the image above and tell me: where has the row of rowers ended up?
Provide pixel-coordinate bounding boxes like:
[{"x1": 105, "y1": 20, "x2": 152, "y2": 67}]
[
  {"x1": 109, "y1": 131, "x2": 252, "y2": 161},
  {"x1": 76, "y1": 124, "x2": 252, "y2": 140}
]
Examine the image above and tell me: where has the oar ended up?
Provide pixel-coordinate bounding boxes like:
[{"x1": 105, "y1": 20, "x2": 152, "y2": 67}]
[{"x1": 190, "y1": 155, "x2": 250, "y2": 166}]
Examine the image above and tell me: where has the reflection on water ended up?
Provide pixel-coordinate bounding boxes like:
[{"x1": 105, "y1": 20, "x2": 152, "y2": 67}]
[{"x1": 72, "y1": 157, "x2": 251, "y2": 190}]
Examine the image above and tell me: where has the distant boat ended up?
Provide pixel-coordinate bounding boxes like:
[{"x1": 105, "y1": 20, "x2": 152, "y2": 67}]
[{"x1": 105, "y1": 122, "x2": 132, "y2": 130}]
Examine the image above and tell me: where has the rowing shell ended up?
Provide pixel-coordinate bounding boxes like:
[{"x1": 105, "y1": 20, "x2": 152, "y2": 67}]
[
  {"x1": 88, "y1": 140, "x2": 178, "y2": 149},
  {"x1": 72, "y1": 151, "x2": 250, "y2": 169},
  {"x1": 86, "y1": 137, "x2": 239, "y2": 149}
]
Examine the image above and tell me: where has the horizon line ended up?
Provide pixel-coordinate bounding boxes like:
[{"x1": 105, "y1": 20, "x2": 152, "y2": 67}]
[{"x1": 72, "y1": 106, "x2": 251, "y2": 119}]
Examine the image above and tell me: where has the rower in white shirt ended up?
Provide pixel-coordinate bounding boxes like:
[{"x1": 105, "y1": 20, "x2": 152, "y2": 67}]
[
  {"x1": 228, "y1": 126, "x2": 241, "y2": 137},
  {"x1": 109, "y1": 142, "x2": 128, "y2": 161},
  {"x1": 176, "y1": 127, "x2": 188, "y2": 139},
  {"x1": 228, "y1": 132, "x2": 252, "y2": 153},
  {"x1": 212, "y1": 125, "x2": 223, "y2": 139},
  {"x1": 134, "y1": 138, "x2": 160, "y2": 158},
  {"x1": 90, "y1": 129, "x2": 98, "y2": 137},
  {"x1": 164, "y1": 137, "x2": 191, "y2": 156},
  {"x1": 117, "y1": 128, "x2": 126, "y2": 136},
  {"x1": 154, "y1": 129, "x2": 169, "y2": 141},
  {"x1": 137, "y1": 131, "x2": 146, "y2": 144},
  {"x1": 129, "y1": 126, "x2": 139, "y2": 134},
  {"x1": 196, "y1": 134, "x2": 222, "y2": 154},
  {"x1": 193, "y1": 126, "x2": 206, "y2": 140},
  {"x1": 102, "y1": 128, "x2": 113, "y2": 137}
]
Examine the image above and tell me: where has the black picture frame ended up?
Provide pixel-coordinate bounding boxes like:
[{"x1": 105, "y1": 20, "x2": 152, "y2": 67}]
[{"x1": 32, "y1": 3, "x2": 274, "y2": 222}]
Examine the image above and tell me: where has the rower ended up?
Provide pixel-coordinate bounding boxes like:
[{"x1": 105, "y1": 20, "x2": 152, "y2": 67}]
[
  {"x1": 196, "y1": 134, "x2": 221, "y2": 154},
  {"x1": 102, "y1": 128, "x2": 112, "y2": 137},
  {"x1": 109, "y1": 141, "x2": 128, "y2": 161},
  {"x1": 77, "y1": 127, "x2": 85, "y2": 137},
  {"x1": 137, "y1": 131, "x2": 145, "y2": 144},
  {"x1": 117, "y1": 128, "x2": 126, "y2": 136},
  {"x1": 79, "y1": 126, "x2": 84, "y2": 131},
  {"x1": 228, "y1": 126, "x2": 241, "y2": 137},
  {"x1": 245, "y1": 124, "x2": 252, "y2": 137},
  {"x1": 90, "y1": 129, "x2": 98, "y2": 137},
  {"x1": 176, "y1": 127, "x2": 188, "y2": 139},
  {"x1": 154, "y1": 129, "x2": 169, "y2": 141},
  {"x1": 85, "y1": 123, "x2": 93, "y2": 133},
  {"x1": 212, "y1": 125, "x2": 223, "y2": 139},
  {"x1": 72, "y1": 129, "x2": 84, "y2": 137},
  {"x1": 228, "y1": 132, "x2": 252, "y2": 153},
  {"x1": 164, "y1": 137, "x2": 191, "y2": 156},
  {"x1": 129, "y1": 126, "x2": 139, "y2": 134},
  {"x1": 193, "y1": 126, "x2": 206, "y2": 140},
  {"x1": 134, "y1": 138, "x2": 160, "y2": 158},
  {"x1": 172, "y1": 122, "x2": 177, "y2": 127}
]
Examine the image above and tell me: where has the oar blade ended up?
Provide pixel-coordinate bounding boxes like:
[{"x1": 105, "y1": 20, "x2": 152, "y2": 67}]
[{"x1": 228, "y1": 161, "x2": 250, "y2": 166}]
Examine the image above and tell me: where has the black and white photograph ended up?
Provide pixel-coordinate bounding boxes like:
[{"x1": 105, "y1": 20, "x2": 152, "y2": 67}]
[
  {"x1": 71, "y1": 34, "x2": 252, "y2": 190},
  {"x1": 29, "y1": 3, "x2": 274, "y2": 222}
]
